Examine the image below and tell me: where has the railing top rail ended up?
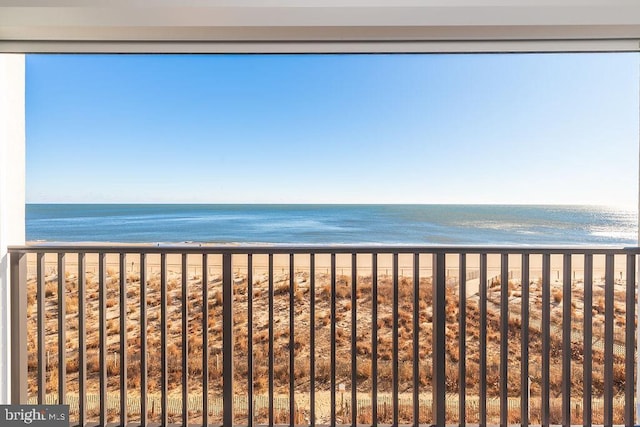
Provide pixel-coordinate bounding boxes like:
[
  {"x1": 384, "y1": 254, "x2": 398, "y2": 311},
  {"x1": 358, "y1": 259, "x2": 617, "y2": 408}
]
[{"x1": 7, "y1": 243, "x2": 640, "y2": 255}]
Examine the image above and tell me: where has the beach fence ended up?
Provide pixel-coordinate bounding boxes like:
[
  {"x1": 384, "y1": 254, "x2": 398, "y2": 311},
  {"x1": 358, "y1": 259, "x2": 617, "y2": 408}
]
[
  {"x1": 27, "y1": 392, "x2": 630, "y2": 426},
  {"x1": 28, "y1": 393, "x2": 251, "y2": 420},
  {"x1": 10, "y1": 244, "x2": 639, "y2": 427}
]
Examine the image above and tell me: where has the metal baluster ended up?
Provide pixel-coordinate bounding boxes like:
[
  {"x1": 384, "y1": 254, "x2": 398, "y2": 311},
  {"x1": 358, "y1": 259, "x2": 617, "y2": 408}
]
[
  {"x1": 269, "y1": 253, "x2": 274, "y2": 427},
  {"x1": 562, "y1": 253, "x2": 571, "y2": 427},
  {"x1": 330, "y1": 253, "x2": 336, "y2": 427},
  {"x1": 414, "y1": 253, "x2": 421, "y2": 427},
  {"x1": 57, "y1": 253, "x2": 66, "y2": 405},
  {"x1": 432, "y1": 252, "x2": 446, "y2": 427},
  {"x1": 140, "y1": 253, "x2": 148, "y2": 427},
  {"x1": 351, "y1": 253, "x2": 358, "y2": 427},
  {"x1": 310, "y1": 253, "x2": 316, "y2": 427},
  {"x1": 393, "y1": 253, "x2": 399, "y2": 426},
  {"x1": 119, "y1": 252, "x2": 128, "y2": 426},
  {"x1": 37, "y1": 252, "x2": 45, "y2": 404},
  {"x1": 604, "y1": 253, "x2": 614, "y2": 427},
  {"x1": 583, "y1": 254, "x2": 593, "y2": 426},
  {"x1": 521, "y1": 254, "x2": 530, "y2": 427},
  {"x1": 479, "y1": 253, "x2": 487, "y2": 427},
  {"x1": 78, "y1": 253, "x2": 86, "y2": 426},
  {"x1": 500, "y1": 253, "x2": 508, "y2": 427},
  {"x1": 541, "y1": 253, "x2": 551, "y2": 427},
  {"x1": 182, "y1": 253, "x2": 189, "y2": 427},
  {"x1": 372, "y1": 254, "x2": 378, "y2": 427},
  {"x1": 625, "y1": 253, "x2": 635, "y2": 427},
  {"x1": 223, "y1": 253, "x2": 234, "y2": 427},
  {"x1": 248, "y1": 254, "x2": 254, "y2": 427},
  {"x1": 161, "y1": 253, "x2": 168, "y2": 426},
  {"x1": 99, "y1": 252, "x2": 107, "y2": 427},
  {"x1": 202, "y1": 254, "x2": 209, "y2": 427},
  {"x1": 289, "y1": 254, "x2": 295, "y2": 427}
]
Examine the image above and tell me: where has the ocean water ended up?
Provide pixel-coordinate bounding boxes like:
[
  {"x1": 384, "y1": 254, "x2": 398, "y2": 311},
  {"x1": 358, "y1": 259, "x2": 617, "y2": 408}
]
[{"x1": 26, "y1": 204, "x2": 638, "y2": 246}]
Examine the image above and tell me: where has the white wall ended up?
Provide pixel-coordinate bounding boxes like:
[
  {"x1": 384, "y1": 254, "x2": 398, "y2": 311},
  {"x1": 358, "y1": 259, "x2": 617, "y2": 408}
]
[{"x1": 0, "y1": 53, "x2": 25, "y2": 404}]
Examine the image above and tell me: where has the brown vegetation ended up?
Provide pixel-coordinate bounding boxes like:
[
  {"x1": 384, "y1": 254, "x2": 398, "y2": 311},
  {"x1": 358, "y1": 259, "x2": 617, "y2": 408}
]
[{"x1": 25, "y1": 261, "x2": 632, "y2": 425}]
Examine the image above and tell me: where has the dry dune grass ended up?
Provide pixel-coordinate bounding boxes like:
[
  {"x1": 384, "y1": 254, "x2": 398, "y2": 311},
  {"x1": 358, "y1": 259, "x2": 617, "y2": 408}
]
[{"x1": 25, "y1": 261, "x2": 632, "y2": 425}]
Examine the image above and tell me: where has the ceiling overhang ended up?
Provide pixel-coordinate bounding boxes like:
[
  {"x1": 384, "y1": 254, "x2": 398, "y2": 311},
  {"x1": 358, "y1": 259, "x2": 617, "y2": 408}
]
[{"x1": 1, "y1": 1, "x2": 640, "y2": 53}]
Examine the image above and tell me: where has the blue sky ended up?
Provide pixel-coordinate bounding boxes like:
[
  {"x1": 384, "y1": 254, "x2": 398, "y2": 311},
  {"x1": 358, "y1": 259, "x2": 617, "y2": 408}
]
[{"x1": 26, "y1": 53, "x2": 640, "y2": 206}]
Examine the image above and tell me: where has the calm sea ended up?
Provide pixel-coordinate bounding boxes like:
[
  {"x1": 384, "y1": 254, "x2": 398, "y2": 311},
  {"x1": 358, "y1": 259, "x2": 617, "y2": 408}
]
[{"x1": 25, "y1": 204, "x2": 638, "y2": 246}]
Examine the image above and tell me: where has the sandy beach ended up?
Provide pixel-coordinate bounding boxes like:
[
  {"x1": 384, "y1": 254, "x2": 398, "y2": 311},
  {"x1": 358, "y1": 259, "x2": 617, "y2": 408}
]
[{"x1": 25, "y1": 243, "x2": 626, "y2": 285}]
